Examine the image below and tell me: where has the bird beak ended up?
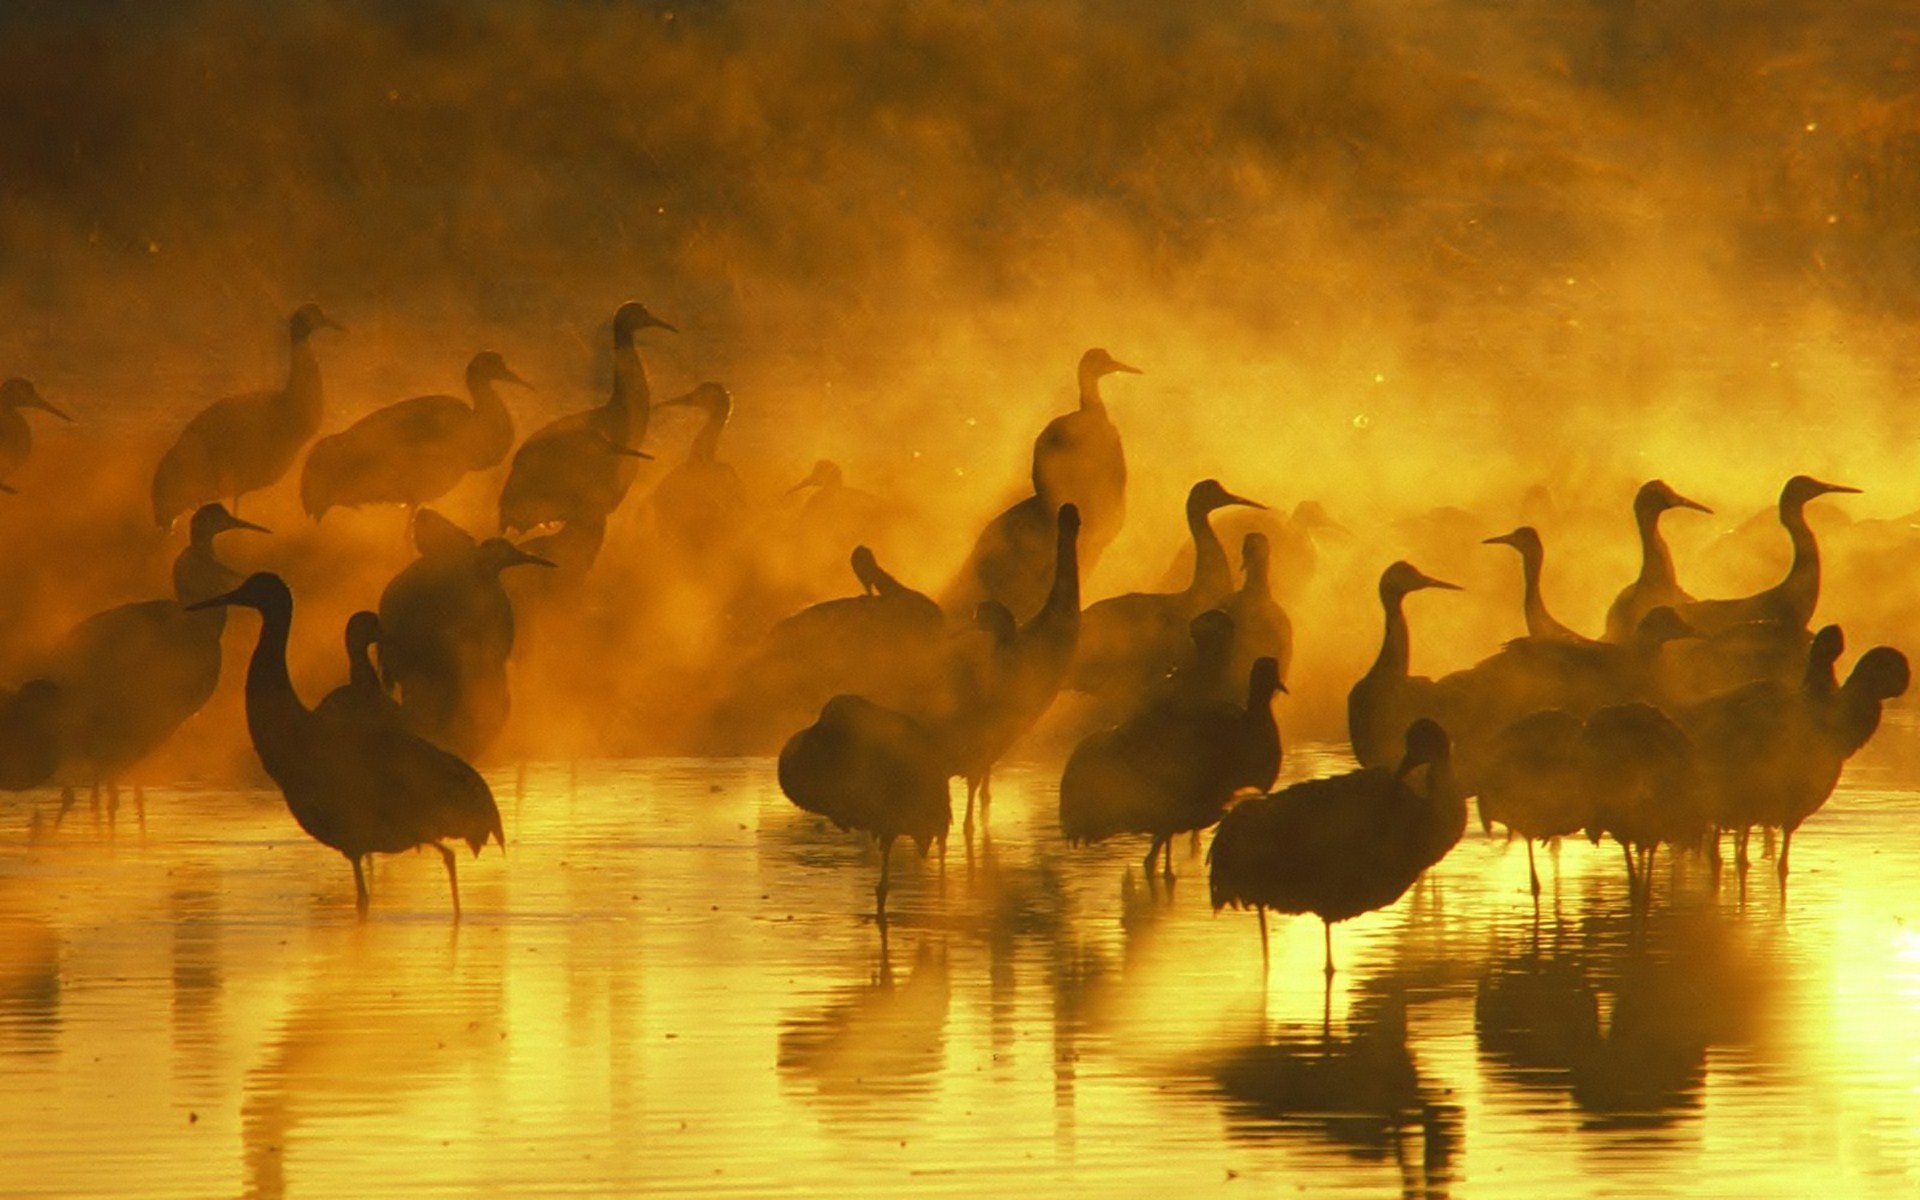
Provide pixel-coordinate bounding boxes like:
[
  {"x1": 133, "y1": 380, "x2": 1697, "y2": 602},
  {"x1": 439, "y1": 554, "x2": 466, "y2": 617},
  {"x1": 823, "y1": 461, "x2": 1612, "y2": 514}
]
[
  {"x1": 1669, "y1": 493, "x2": 1712, "y2": 514},
  {"x1": 1108, "y1": 359, "x2": 1143, "y2": 375},
  {"x1": 227, "y1": 516, "x2": 272, "y2": 535},
  {"x1": 1416, "y1": 571, "x2": 1463, "y2": 591},
  {"x1": 608, "y1": 444, "x2": 652, "y2": 459},
  {"x1": 1481, "y1": 532, "x2": 1518, "y2": 548},
  {"x1": 500, "y1": 367, "x2": 534, "y2": 390},
  {"x1": 184, "y1": 588, "x2": 240, "y2": 612},
  {"x1": 1813, "y1": 480, "x2": 1862, "y2": 496},
  {"x1": 318, "y1": 314, "x2": 347, "y2": 332},
  {"x1": 27, "y1": 390, "x2": 71, "y2": 422},
  {"x1": 512, "y1": 548, "x2": 558, "y2": 569},
  {"x1": 647, "y1": 315, "x2": 679, "y2": 334},
  {"x1": 1223, "y1": 491, "x2": 1267, "y2": 511}
]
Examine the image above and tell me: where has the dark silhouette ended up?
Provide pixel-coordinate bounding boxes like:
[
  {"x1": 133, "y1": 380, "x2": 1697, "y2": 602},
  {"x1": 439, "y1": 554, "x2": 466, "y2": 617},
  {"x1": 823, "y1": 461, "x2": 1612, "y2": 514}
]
[
  {"x1": 0, "y1": 679, "x2": 63, "y2": 790},
  {"x1": 1223, "y1": 531, "x2": 1293, "y2": 692},
  {"x1": 497, "y1": 300, "x2": 673, "y2": 533},
  {"x1": 300, "y1": 350, "x2": 530, "y2": 520},
  {"x1": 189, "y1": 572, "x2": 503, "y2": 916},
  {"x1": 650, "y1": 382, "x2": 743, "y2": 561},
  {"x1": 0, "y1": 378, "x2": 71, "y2": 494},
  {"x1": 1603, "y1": 480, "x2": 1711, "y2": 644},
  {"x1": 313, "y1": 612, "x2": 401, "y2": 728},
  {"x1": 1483, "y1": 526, "x2": 1595, "y2": 645},
  {"x1": 1346, "y1": 563, "x2": 1461, "y2": 769},
  {"x1": 151, "y1": 304, "x2": 342, "y2": 526},
  {"x1": 1676, "y1": 475, "x2": 1855, "y2": 634},
  {"x1": 1577, "y1": 703, "x2": 1702, "y2": 908}
]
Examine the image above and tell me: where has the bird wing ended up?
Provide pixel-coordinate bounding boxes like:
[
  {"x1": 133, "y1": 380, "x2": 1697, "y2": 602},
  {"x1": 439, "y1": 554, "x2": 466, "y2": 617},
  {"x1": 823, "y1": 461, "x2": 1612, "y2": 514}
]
[{"x1": 317, "y1": 715, "x2": 502, "y2": 854}]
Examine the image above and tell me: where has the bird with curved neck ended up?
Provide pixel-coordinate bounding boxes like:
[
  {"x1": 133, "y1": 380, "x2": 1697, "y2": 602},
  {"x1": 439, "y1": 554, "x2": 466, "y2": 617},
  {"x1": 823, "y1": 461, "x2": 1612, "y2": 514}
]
[
  {"x1": 152, "y1": 304, "x2": 343, "y2": 527},
  {"x1": 651, "y1": 382, "x2": 743, "y2": 560},
  {"x1": 300, "y1": 351, "x2": 531, "y2": 520},
  {"x1": 1224, "y1": 532, "x2": 1293, "y2": 690},
  {"x1": 1030, "y1": 347, "x2": 1139, "y2": 561},
  {"x1": 1603, "y1": 480, "x2": 1711, "y2": 643},
  {"x1": 1677, "y1": 475, "x2": 1856, "y2": 636},
  {"x1": 1069, "y1": 479, "x2": 1264, "y2": 705},
  {"x1": 45, "y1": 503, "x2": 269, "y2": 824},
  {"x1": 1346, "y1": 562, "x2": 1460, "y2": 769},
  {"x1": 1209, "y1": 719, "x2": 1460, "y2": 974},
  {"x1": 190, "y1": 573, "x2": 502, "y2": 917},
  {"x1": 314, "y1": 612, "x2": 401, "y2": 728},
  {"x1": 1484, "y1": 526, "x2": 1595, "y2": 646},
  {"x1": 498, "y1": 300, "x2": 674, "y2": 533},
  {"x1": 0, "y1": 378, "x2": 70, "y2": 494}
]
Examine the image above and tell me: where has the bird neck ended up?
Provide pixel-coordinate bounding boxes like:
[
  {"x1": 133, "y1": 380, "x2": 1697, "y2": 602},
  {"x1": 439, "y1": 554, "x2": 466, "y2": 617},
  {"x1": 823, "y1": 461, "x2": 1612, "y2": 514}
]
[
  {"x1": 1371, "y1": 587, "x2": 1411, "y2": 680},
  {"x1": 1776, "y1": 497, "x2": 1821, "y2": 617},
  {"x1": 349, "y1": 645, "x2": 382, "y2": 695},
  {"x1": 285, "y1": 329, "x2": 324, "y2": 428},
  {"x1": 606, "y1": 338, "x2": 650, "y2": 446},
  {"x1": 1031, "y1": 522, "x2": 1081, "y2": 630},
  {"x1": 1634, "y1": 500, "x2": 1679, "y2": 591},
  {"x1": 1241, "y1": 551, "x2": 1271, "y2": 601},
  {"x1": 173, "y1": 538, "x2": 241, "y2": 610},
  {"x1": 1512, "y1": 543, "x2": 1561, "y2": 639},
  {"x1": 1829, "y1": 685, "x2": 1887, "y2": 758},
  {"x1": 1075, "y1": 364, "x2": 1106, "y2": 413},
  {"x1": 1803, "y1": 652, "x2": 1840, "y2": 700},
  {"x1": 1185, "y1": 501, "x2": 1231, "y2": 604},
  {"x1": 242, "y1": 600, "x2": 313, "y2": 774},
  {"x1": 689, "y1": 405, "x2": 726, "y2": 463},
  {"x1": 465, "y1": 374, "x2": 515, "y2": 467}
]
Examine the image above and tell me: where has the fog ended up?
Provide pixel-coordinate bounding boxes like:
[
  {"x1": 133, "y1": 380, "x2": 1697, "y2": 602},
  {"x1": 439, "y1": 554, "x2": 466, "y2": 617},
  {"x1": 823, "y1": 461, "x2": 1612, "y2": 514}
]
[{"x1": 1, "y1": 0, "x2": 1917, "y2": 774}]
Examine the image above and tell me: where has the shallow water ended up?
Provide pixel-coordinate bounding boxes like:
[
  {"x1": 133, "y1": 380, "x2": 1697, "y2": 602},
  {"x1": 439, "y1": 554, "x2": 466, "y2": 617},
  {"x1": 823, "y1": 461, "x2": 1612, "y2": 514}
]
[{"x1": 2, "y1": 730, "x2": 1919, "y2": 1199}]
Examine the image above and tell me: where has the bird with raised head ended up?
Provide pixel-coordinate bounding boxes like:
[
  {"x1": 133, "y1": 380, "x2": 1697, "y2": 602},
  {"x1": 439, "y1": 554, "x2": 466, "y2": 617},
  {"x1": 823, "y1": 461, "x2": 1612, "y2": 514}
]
[
  {"x1": 1603, "y1": 480, "x2": 1711, "y2": 644},
  {"x1": 1346, "y1": 562, "x2": 1461, "y2": 770}
]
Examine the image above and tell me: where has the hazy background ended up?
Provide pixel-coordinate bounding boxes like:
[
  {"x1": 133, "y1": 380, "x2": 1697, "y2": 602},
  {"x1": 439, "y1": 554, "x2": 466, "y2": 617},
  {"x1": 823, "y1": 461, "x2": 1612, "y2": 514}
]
[{"x1": 2, "y1": 0, "x2": 1918, "y2": 772}]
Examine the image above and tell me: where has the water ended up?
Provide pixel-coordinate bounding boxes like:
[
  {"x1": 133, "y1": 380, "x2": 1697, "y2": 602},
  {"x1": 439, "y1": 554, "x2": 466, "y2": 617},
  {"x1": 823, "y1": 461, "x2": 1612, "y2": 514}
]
[{"x1": 3, "y1": 734, "x2": 1920, "y2": 1198}]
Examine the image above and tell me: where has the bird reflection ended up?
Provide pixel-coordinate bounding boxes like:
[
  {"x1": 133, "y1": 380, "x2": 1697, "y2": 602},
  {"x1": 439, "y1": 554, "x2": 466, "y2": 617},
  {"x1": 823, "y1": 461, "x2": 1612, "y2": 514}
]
[{"x1": 777, "y1": 938, "x2": 950, "y2": 1123}]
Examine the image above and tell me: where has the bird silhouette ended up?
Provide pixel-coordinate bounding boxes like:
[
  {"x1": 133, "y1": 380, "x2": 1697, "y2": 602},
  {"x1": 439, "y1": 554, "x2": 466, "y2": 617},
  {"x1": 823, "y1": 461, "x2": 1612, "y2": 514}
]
[
  {"x1": 1070, "y1": 479, "x2": 1265, "y2": 705},
  {"x1": 152, "y1": 304, "x2": 343, "y2": 526},
  {"x1": 0, "y1": 379, "x2": 70, "y2": 494},
  {"x1": 1153, "y1": 499, "x2": 1348, "y2": 607},
  {"x1": 650, "y1": 382, "x2": 744, "y2": 561},
  {"x1": 1578, "y1": 702, "x2": 1702, "y2": 907},
  {"x1": 377, "y1": 513, "x2": 553, "y2": 759},
  {"x1": 0, "y1": 679, "x2": 63, "y2": 790},
  {"x1": 1030, "y1": 347, "x2": 1138, "y2": 558},
  {"x1": 778, "y1": 693, "x2": 952, "y2": 926},
  {"x1": 43, "y1": 503, "x2": 268, "y2": 823},
  {"x1": 1676, "y1": 475, "x2": 1855, "y2": 635},
  {"x1": 1224, "y1": 531, "x2": 1293, "y2": 689},
  {"x1": 1477, "y1": 708, "x2": 1592, "y2": 897},
  {"x1": 1483, "y1": 526, "x2": 1595, "y2": 645},
  {"x1": 1603, "y1": 480, "x2": 1711, "y2": 643},
  {"x1": 497, "y1": 301, "x2": 673, "y2": 533},
  {"x1": 1209, "y1": 719, "x2": 1461, "y2": 975},
  {"x1": 1060, "y1": 632, "x2": 1283, "y2": 881},
  {"x1": 299, "y1": 351, "x2": 530, "y2": 520},
  {"x1": 1346, "y1": 562, "x2": 1461, "y2": 769},
  {"x1": 189, "y1": 573, "x2": 503, "y2": 916},
  {"x1": 313, "y1": 612, "x2": 401, "y2": 729}
]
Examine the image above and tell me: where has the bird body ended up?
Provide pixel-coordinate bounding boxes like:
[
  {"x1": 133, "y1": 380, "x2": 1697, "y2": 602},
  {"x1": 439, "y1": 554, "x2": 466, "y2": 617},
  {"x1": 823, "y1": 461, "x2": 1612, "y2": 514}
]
[
  {"x1": 498, "y1": 302, "x2": 672, "y2": 533},
  {"x1": 1224, "y1": 532, "x2": 1293, "y2": 690},
  {"x1": 1030, "y1": 348, "x2": 1138, "y2": 562},
  {"x1": 191, "y1": 573, "x2": 502, "y2": 915},
  {"x1": 152, "y1": 305, "x2": 341, "y2": 526},
  {"x1": 300, "y1": 351, "x2": 528, "y2": 519},
  {"x1": 1675, "y1": 476, "x2": 1856, "y2": 636},
  {"x1": 0, "y1": 379, "x2": 71, "y2": 494},
  {"x1": 1347, "y1": 562, "x2": 1461, "y2": 769},
  {"x1": 1603, "y1": 481, "x2": 1711, "y2": 643}
]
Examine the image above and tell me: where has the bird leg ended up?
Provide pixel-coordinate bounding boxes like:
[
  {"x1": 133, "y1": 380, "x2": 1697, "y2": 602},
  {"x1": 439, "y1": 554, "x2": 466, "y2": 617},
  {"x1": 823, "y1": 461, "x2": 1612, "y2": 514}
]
[
  {"x1": 56, "y1": 785, "x2": 76, "y2": 827},
  {"x1": 134, "y1": 783, "x2": 146, "y2": 832},
  {"x1": 1777, "y1": 827, "x2": 1794, "y2": 892},
  {"x1": 1763, "y1": 825, "x2": 1776, "y2": 861},
  {"x1": 1620, "y1": 841, "x2": 1638, "y2": 898},
  {"x1": 1163, "y1": 838, "x2": 1176, "y2": 882},
  {"x1": 962, "y1": 777, "x2": 979, "y2": 841},
  {"x1": 1526, "y1": 839, "x2": 1541, "y2": 898},
  {"x1": 875, "y1": 836, "x2": 894, "y2": 927},
  {"x1": 351, "y1": 856, "x2": 371, "y2": 917},
  {"x1": 1142, "y1": 837, "x2": 1167, "y2": 884},
  {"x1": 1258, "y1": 907, "x2": 1269, "y2": 969},
  {"x1": 1734, "y1": 826, "x2": 1751, "y2": 873},
  {"x1": 106, "y1": 781, "x2": 119, "y2": 827},
  {"x1": 436, "y1": 842, "x2": 462, "y2": 920},
  {"x1": 1322, "y1": 921, "x2": 1336, "y2": 979}
]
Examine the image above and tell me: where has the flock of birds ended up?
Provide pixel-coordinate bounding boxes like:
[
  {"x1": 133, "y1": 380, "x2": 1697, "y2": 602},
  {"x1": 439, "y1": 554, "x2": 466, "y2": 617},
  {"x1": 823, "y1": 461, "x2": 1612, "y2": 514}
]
[{"x1": 0, "y1": 302, "x2": 1904, "y2": 974}]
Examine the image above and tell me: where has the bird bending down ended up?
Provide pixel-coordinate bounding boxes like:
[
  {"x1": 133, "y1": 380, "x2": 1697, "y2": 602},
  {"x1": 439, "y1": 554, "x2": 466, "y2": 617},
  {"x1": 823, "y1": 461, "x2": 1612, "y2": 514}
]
[
  {"x1": 1603, "y1": 480, "x2": 1711, "y2": 643},
  {"x1": 300, "y1": 351, "x2": 530, "y2": 520},
  {"x1": 1209, "y1": 720, "x2": 1461, "y2": 975},
  {"x1": 153, "y1": 304, "x2": 343, "y2": 526},
  {"x1": 778, "y1": 694, "x2": 952, "y2": 926},
  {"x1": 498, "y1": 301, "x2": 673, "y2": 533},
  {"x1": 190, "y1": 573, "x2": 502, "y2": 916},
  {"x1": 0, "y1": 379, "x2": 71, "y2": 494},
  {"x1": 1346, "y1": 562, "x2": 1461, "y2": 769}
]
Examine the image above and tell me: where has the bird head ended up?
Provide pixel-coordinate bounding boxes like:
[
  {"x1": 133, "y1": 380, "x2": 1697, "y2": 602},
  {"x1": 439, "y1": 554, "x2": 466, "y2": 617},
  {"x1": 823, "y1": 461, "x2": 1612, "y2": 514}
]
[
  {"x1": 658, "y1": 382, "x2": 732, "y2": 418},
  {"x1": 1379, "y1": 561, "x2": 1461, "y2": 599},
  {"x1": 1057, "y1": 502, "x2": 1081, "y2": 535},
  {"x1": 1292, "y1": 499, "x2": 1349, "y2": 537},
  {"x1": 469, "y1": 351, "x2": 532, "y2": 390},
  {"x1": 1810, "y1": 624, "x2": 1846, "y2": 669},
  {"x1": 613, "y1": 301, "x2": 677, "y2": 344},
  {"x1": 788, "y1": 459, "x2": 842, "y2": 495},
  {"x1": 0, "y1": 378, "x2": 70, "y2": 421},
  {"x1": 1189, "y1": 479, "x2": 1265, "y2": 516},
  {"x1": 1078, "y1": 347, "x2": 1142, "y2": 381},
  {"x1": 849, "y1": 545, "x2": 884, "y2": 593},
  {"x1": 1639, "y1": 479, "x2": 1711, "y2": 515},
  {"x1": 1848, "y1": 646, "x2": 1911, "y2": 701},
  {"x1": 1395, "y1": 718, "x2": 1452, "y2": 781},
  {"x1": 190, "y1": 502, "x2": 271, "y2": 543},
  {"x1": 1782, "y1": 475, "x2": 1861, "y2": 509},
  {"x1": 186, "y1": 571, "x2": 291, "y2": 613},
  {"x1": 1189, "y1": 608, "x2": 1235, "y2": 655},
  {"x1": 1248, "y1": 654, "x2": 1287, "y2": 696},
  {"x1": 478, "y1": 538, "x2": 557, "y2": 574},
  {"x1": 289, "y1": 304, "x2": 345, "y2": 340},
  {"x1": 344, "y1": 611, "x2": 382, "y2": 656},
  {"x1": 1240, "y1": 531, "x2": 1270, "y2": 574},
  {"x1": 1481, "y1": 525, "x2": 1542, "y2": 555}
]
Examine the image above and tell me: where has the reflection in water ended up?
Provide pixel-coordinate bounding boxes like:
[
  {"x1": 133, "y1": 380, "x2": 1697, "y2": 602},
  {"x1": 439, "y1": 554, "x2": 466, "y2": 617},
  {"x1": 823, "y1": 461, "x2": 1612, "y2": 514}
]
[
  {"x1": 0, "y1": 911, "x2": 60, "y2": 1054},
  {"x1": 778, "y1": 938, "x2": 951, "y2": 1127}
]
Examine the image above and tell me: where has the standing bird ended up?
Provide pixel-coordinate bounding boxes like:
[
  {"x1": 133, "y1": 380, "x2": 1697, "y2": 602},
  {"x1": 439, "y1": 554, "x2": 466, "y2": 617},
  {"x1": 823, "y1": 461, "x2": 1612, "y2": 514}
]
[
  {"x1": 313, "y1": 612, "x2": 401, "y2": 729},
  {"x1": 1060, "y1": 640, "x2": 1284, "y2": 881},
  {"x1": 1070, "y1": 479, "x2": 1265, "y2": 703},
  {"x1": 1483, "y1": 526, "x2": 1595, "y2": 645},
  {"x1": 1676, "y1": 475, "x2": 1856, "y2": 635},
  {"x1": 1603, "y1": 481, "x2": 1711, "y2": 643},
  {"x1": 377, "y1": 517, "x2": 554, "y2": 760},
  {"x1": 498, "y1": 301, "x2": 674, "y2": 533},
  {"x1": 1030, "y1": 347, "x2": 1140, "y2": 563},
  {"x1": 778, "y1": 694, "x2": 951, "y2": 926},
  {"x1": 1347, "y1": 562, "x2": 1461, "y2": 769},
  {"x1": 0, "y1": 379, "x2": 71, "y2": 494},
  {"x1": 189, "y1": 573, "x2": 503, "y2": 916},
  {"x1": 1210, "y1": 720, "x2": 1461, "y2": 974},
  {"x1": 1579, "y1": 702, "x2": 1701, "y2": 907},
  {"x1": 152, "y1": 304, "x2": 343, "y2": 526},
  {"x1": 300, "y1": 351, "x2": 530, "y2": 521},
  {"x1": 1224, "y1": 531, "x2": 1293, "y2": 689},
  {"x1": 650, "y1": 382, "x2": 743, "y2": 560},
  {"x1": 43, "y1": 503, "x2": 269, "y2": 822}
]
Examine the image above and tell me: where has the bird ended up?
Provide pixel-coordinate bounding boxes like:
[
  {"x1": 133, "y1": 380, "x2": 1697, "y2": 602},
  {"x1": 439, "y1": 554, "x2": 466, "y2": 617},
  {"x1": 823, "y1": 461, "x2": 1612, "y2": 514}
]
[
  {"x1": 377, "y1": 514, "x2": 554, "y2": 760},
  {"x1": 1578, "y1": 702, "x2": 1702, "y2": 907},
  {"x1": 1346, "y1": 562, "x2": 1461, "y2": 769},
  {"x1": 313, "y1": 612, "x2": 401, "y2": 729},
  {"x1": 0, "y1": 379, "x2": 71, "y2": 494},
  {"x1": 1675, "y1": 475, "x2": 1856, "y2": 636},
  {"x1": 1483, "y1": 526, "x2": 1595, "y2": 645},
  {"x1": 1059, "y1": 632, "x2": 1283, "y2": 881},
  {"x1": 941, "y1": 494, "x2": 1059, "y2": 623},
  {"x1": 1029, "y1": 347, "x2": 1139, "y2": 562},
  {"x1": 937, "y1": 503, "x2": 1082, "y2": 835},
  {"x1": 650, "y1": 382, "x2": 743, "y2": 561},
  {"x1": 43, "y1": 503, "x2": 269, "y2": 823},
  {"x1": 497, "y1": 301, "x2": 674, "y2": 533},
  {"x1": 152, "y1": 304, "x2": 343, "y2": 527},
  {"x1": 188, "y1": 573, "x2": 503, "y2": 916},
  {"x1": 1154, "y1": 499, "x2": 1348, "y2": 608},
  {"x1": 778, "y1": 693, "x2": 952, "y2": 926},
  {"x1": 1223, "y1": 531, "x2": 1293, "y2": 691},
  {"x1": 1477, "y1": 709, "x2": 1591, "y2": 896},
  {"x1": 0, "y1": 679, "x2": 63, "y2": 790},
  {"x1": 1603, "y1": 480, "x2": 1712, "y2": 643},
  {"x1": 1209, "y1": 719, "x2": 1462, "y2": 975},
  {"x1": 1070, "y1": 479, "x2": 1265, "y2": 705},
  {"x1": 299, "y1": 351, "x2": 531, "y2": 520}
]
